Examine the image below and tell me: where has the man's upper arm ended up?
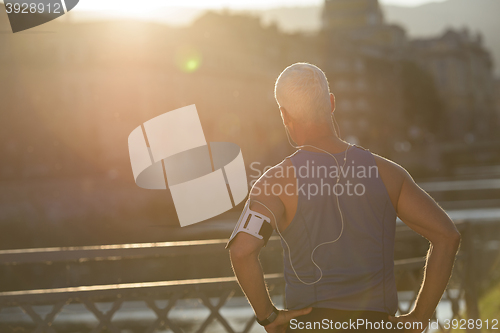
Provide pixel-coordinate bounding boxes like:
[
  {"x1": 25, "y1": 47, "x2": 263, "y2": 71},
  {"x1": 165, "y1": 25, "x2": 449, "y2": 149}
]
[
  {"x1": 228, "y1": 166, "x2": 285, "y2": 256},
  {"x1": 396, "y1": 169, "x2": 460, "y2": 244}
]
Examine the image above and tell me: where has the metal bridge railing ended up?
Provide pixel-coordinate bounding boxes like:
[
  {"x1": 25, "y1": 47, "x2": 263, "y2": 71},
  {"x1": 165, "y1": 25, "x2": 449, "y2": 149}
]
[{"x1": 0, "y1": 221, "x2": 481, "y2": 333}]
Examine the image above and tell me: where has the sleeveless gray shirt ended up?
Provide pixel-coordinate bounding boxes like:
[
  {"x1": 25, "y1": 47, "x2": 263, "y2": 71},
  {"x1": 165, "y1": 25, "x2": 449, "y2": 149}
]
[{"x1": 282, "y1": 145, "x2": 398, "y2": 314}]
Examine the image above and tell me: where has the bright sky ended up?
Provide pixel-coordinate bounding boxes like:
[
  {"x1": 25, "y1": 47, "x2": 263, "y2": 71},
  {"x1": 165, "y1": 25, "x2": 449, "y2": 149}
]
[
  {"x1": 74, "y1": 0, "x2": 447, "y2": 11},
  {"x1": 0, "y1": 0, "x2": 448, "y2": 24}
]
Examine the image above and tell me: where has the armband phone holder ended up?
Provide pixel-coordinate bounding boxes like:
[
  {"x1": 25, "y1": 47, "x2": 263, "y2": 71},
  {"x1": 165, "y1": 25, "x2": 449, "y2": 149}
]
[{"x1": 225, "y1": 200, "x2": 274, "y2": 249}]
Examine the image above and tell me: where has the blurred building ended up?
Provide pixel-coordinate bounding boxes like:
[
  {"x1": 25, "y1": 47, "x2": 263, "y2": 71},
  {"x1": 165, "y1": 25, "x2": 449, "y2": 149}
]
[
  {"x1": 321, "y1": 0, "x2": 411, "y2": 155},
  {"x1": 412, "y1": 29, "x2": 497, "y2": 142},
  {"x1": 494, "y1": 79, "x2": 500, "y2": 128},
  {"x1": 323, "y1": 0, "x2": 408, "y2": 56},
  {"x1": 321, "y1": 0, "x2": 498, "y2": 171},
  {"x1": 322, "y1": 0, "x2": 384, "y2": 32}
]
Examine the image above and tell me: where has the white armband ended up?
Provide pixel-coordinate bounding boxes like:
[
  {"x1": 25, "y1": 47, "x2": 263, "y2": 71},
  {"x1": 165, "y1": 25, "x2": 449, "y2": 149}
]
[{"x1": 226, "y1": 200, "x2": 274, "y2": 249}]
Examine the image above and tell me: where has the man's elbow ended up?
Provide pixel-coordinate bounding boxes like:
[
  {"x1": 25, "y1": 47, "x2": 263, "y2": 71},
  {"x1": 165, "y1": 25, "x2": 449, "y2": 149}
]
[
  {"x1": 441, "y1": 229, "x2": 461, "y2": 251},
  {"x1": 430, "y1": 227, "x2": 461, "y2": 251},
  {"x1": 229, "y1": 242, "x2": 257, "y2": 263},
  {"x1": 450, "y1": 229, "x2": 461, "y2": 249}
]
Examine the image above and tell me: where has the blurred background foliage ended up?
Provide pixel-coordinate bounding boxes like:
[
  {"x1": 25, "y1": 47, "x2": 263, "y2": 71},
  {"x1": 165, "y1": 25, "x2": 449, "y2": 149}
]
[{"x1": 0, "y1": 1, "x2": 499, "y2": 249}]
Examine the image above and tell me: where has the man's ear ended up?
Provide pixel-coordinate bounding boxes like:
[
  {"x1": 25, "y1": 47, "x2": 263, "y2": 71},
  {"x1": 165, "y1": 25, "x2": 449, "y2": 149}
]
[
  {"x1": 330, "y1": 93, "x2": 336, "y2": 114},
  {"x1": 280, "y1": 106, "x2": 290, "y2": 126}
]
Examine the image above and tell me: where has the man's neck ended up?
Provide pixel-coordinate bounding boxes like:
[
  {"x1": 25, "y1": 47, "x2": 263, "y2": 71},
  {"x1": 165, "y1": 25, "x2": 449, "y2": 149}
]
[{"x1": 294, "y1": 130, "x2": 349, "y2": 154}]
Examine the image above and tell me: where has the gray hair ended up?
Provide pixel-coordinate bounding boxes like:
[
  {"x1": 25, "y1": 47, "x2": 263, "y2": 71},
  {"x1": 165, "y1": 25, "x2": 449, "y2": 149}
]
[{"x1": 274, "y1": 63, "x2": 331, "y2": 124}]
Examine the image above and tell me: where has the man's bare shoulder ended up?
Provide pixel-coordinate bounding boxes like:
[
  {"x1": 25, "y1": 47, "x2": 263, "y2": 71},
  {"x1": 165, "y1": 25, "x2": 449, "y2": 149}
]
[
  {"x1": 247, "y1": 158, "x2": 294, "y2": 228},
  {"x1": 371, "y1": 153, "x2": 412, "y2": 210},
  {"x1": 372, "y1": 154, "x2": 409, "y2": 178},
  {"x1": 250, "y1": 158, "x2": 295, "y2": 193}
]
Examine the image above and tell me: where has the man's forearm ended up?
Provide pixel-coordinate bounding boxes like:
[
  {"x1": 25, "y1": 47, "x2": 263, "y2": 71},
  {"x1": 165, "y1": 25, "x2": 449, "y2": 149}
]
[
  {"x1": 413, "y1": 239, "x2": 460, "y2": 320},
  {"x1": 230, "y1": 252, "x2": 275, "y2": 320}
]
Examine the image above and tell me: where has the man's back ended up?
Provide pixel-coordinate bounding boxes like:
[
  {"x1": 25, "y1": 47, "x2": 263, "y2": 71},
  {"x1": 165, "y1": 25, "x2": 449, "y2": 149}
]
[
  {"x1": 252, "y1": 145, "x2": 400, "y2": 313},
  {"x1": 254, "y1": 145, "x2": 406, "y2": 234},
  {"x1": 280, "y1": 146, "x2": 398, "y2": 313}
]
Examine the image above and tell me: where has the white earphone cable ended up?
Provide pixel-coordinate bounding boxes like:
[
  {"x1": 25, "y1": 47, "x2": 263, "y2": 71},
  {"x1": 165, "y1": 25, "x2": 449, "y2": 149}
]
[{"x1": 251, "y1": 121, "x2": 350, "y2": 285}]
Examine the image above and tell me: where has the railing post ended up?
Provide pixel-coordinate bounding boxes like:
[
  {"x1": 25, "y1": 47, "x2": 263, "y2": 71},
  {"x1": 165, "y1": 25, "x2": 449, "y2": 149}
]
[{"x1": 463, "y1": 222, "x2": 480, "y2": 333}]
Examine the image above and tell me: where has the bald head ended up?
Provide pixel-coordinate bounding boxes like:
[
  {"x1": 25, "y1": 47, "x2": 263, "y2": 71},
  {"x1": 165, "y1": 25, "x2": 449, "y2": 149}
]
[{"x1": 275, "y1": 63, "x2": 332, "y2": 124}]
